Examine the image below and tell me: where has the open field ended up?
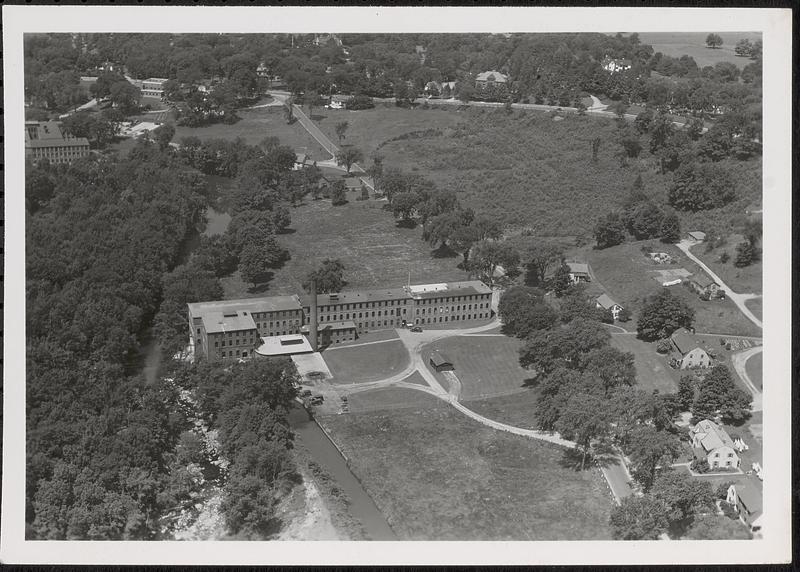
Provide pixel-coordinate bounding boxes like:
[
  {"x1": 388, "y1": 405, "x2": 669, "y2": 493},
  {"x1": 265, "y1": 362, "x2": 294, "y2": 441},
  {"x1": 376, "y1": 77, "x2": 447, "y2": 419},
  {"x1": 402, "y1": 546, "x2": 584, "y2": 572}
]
[
  {"x1": 311, "y1": 103, "x2": 465, "y2": 160},
  {"x1": 345, "y1": 385, "x2": 437, "y2": 414},
  {"x1": 688, "y1": 237, "x2": 762, "y2": 295},
  {"x1": 744, "y1": 350, "x2": 763, "y2": 391},
  {"x1": 422, "y1": 335, "x2": 533, "y2": 400},
  {"x1": 609, "y1": 333, "x2": 681, "y2": 394},
  {"x1": 323, "y1": 340, "x2": 409, "y2": 384},
  {"x1": 174, "y1": 107, "x2": 329, "y2": 158},
  {"x1": 221, "y1": 198, "x2": 470, "y2": 299},
  {"x1": 322, "y1": 400, "x2": 613, "y2": 540},
  {"x1": 635, "y1": 32, "x2": 762, "y2": 69},
  {"x1": 587, "y1": 241, "x2": 762, "y2": 337},
  {"x1": 461, "y1": 389, "x2": 541, "y2": 431},
  {"x1": 745, "y1": 297, "x2": 763, "y2": 322}
]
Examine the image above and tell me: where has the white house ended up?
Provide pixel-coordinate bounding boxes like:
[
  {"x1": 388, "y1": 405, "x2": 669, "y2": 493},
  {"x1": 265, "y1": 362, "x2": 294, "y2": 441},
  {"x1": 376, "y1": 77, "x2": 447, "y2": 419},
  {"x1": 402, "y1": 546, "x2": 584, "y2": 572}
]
[
  {"x1": 595, "y1": 294, "x2": 624, "y2": 321},
  {"x1": 690, "y1": 419, "x2": 741, "y2": 470},
  {"x1": 725, "y1": 479, "x2": 763, "y2": 533},
  {"x1": 671, "y1": 331, "x2": 712, "y2": 369}
]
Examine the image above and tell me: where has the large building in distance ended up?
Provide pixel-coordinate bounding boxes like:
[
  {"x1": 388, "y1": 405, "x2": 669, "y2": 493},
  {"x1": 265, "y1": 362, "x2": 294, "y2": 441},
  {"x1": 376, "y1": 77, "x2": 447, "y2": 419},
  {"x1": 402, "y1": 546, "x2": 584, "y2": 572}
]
[
  {"x1": 25, "y1": 121, "x2": 90, "y2": 165},
  {"x1": 188, "y1": 280, "x2": 494, "y2": 362}
]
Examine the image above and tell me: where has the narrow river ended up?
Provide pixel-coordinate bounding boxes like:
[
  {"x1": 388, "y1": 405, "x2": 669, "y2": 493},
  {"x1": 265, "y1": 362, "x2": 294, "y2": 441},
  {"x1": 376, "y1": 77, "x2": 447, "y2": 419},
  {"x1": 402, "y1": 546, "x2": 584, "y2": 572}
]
[{"x1": 288, "y1": 405, "x2": 397, "y2": 540}]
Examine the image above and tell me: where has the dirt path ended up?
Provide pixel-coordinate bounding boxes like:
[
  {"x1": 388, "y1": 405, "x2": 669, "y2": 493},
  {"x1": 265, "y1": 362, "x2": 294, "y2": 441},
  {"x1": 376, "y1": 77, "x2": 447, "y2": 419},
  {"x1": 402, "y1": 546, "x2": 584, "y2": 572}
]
[
  {"x1": 277, "y1": 472, "x2": 341, "y2": 541},
  {"x1": 676, "y1": 239, "x2": 762, "y2": 329}
]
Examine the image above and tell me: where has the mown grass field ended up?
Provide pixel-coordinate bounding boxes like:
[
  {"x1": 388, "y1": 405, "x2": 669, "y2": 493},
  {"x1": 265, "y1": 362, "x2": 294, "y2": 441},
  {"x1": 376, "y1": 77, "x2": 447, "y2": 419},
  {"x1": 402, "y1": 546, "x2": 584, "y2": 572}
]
[
  {"x1": 221, "y1": 198, "x2": 470, "y2": 299},
  {"x1": 345, "y1": 384, "x2": 437, "y2": 414},
  {"x1": 422, "y1": 334, "x2": 533, "y2": 400},
  {"x1": 635, "y1": 32, "x2": 762, "y2": 69},
  {"x1": 745, "y1": 297, "x2": 763, "y2": 322},
  {"x1": 311, "y1": 102, "x2": 464, "y2": 160},
  {"x1": 322, "y1": 339, "x2": 410, "y2": 384},
  {"x1": 322, "y1": 396, "x2": 613, "y2": 540},
  {"x1": 745, "y1": 350, "x2": 763, "y2": 391},
  {"x1": 608, "y1": 333, "x2": 681, "y2": 394},
  {"x1": 461, "y1": 389, "x2": 541, "y2": 431},
  {"x1": 586, "y1": 241, "x2": 762, "y2": 337},
  {"x1": 174, "y1": 106, "x2": 329, "y2": 158}
]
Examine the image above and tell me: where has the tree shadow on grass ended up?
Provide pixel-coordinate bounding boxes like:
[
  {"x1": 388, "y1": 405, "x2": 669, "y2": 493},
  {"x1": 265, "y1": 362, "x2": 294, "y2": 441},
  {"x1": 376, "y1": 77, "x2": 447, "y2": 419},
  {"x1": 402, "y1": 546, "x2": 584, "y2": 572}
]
[
  {"x1": 592, "y1": 441, "x2": 624, "y2": 469},
  {"x1": 247, "y1": 271, "x2": 276, "y2": 294},
  {"x1": 521, "y1": 376, "x2": 539, "y2": 388},
  {"x1": 431, "y1": 244, "x2": 458, "y2": 258},
  {"x1": 558, "y1": 448, "x2": 587, "y2": 471},
  {"x1": 277, "y1": 227, "x2": 297, "y2": 235},
  {"x1": 396, "y1": 219, "x2": 417, "y2": 229}
]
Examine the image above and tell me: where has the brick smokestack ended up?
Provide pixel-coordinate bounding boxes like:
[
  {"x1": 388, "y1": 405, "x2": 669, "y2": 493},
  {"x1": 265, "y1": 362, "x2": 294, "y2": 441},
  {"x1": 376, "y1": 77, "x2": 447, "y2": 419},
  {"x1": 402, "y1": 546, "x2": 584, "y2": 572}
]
[{"x1": 309, "y1": 279, "x2": 318, "y2": 351}]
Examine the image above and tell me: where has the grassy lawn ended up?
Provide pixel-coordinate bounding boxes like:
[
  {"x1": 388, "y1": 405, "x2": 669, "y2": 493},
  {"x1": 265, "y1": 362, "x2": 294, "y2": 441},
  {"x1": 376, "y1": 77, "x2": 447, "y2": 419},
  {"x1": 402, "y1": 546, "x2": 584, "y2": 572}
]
[
  {"x1": 311, "y1": 103, "x2": 464, "y2": 160},
  {"x1": 322, "y1": 339, "x2": 410, "y2": 384},
  {"x1": 744, "y1": 350, "x2": 763, "y2": 391},
  {"x1": 421, "y1": 335, "x2": 534, "y2": 400},
  {"x1": 745, "y1": 298, "x2": 762, "y2": 321},
  {"x1": 587, "y1": 241, "x2": 762, "y2": 337},
  {"x1": 322, "y1": 401, "x2": 613, "y2": 540},
  {"x1": 345, "y1": 385, "x2": 439, "y2": 414},
  {"x1": 609, "y1": 333, "x2": 681, "y2": 393},
  {"x1": 635, "y1": 32, "x2": 762, "y2": 69},
  {"x1": 174, "y1": 106, "x2": 329, "y2": 158},
  {"x1": 461, "y1": 389, "x2": 541, "y2": 431},
  {"x1": 722, "y1": 411, "x2": 763, "y2": 467},
  {"x1": 687, "y1": 238, "x2": 762, "y2": 295},
  {"x1": 220, "y1": 198, "x2": 470, "y2": 299}
]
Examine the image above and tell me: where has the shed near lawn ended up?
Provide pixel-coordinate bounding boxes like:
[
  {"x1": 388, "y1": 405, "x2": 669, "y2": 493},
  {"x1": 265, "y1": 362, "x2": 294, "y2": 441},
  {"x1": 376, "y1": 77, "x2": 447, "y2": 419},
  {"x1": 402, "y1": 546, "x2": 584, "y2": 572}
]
[
  {"x1": 430, "y1": 351, "x2": 454, "y2": 372},
  {"x1": 688, "y1": 231, "x2": 707, "y2": 242}
]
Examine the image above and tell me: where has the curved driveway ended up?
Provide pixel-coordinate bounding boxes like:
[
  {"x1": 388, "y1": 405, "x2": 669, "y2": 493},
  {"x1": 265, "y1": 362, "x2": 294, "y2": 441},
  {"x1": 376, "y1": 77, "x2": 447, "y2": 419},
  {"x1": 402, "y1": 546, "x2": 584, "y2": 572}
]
[{"x1": 676, "y1": 239, "x2": 762, "y2": 329}]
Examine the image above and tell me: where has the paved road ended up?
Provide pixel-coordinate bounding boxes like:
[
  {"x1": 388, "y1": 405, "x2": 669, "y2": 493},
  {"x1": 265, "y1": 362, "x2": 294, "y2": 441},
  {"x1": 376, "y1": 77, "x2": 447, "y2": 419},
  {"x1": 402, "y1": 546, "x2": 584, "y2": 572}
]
[{"x1": 676, "y1": 239, "x2": 763, "y2": 329}]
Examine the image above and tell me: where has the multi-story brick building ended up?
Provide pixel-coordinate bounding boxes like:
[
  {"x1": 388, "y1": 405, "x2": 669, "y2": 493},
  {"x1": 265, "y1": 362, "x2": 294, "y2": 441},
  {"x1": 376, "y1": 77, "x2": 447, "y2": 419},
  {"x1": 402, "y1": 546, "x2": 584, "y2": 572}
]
[
  {"x1": 188, "y1": 295, "x2": 304, "y2": 361},
  {"x1": 188, "y1": 280, "x2": 494, "y2": 362},
  {"x1": 25, "y1": 121, "x2": 90, "y2": 165}
]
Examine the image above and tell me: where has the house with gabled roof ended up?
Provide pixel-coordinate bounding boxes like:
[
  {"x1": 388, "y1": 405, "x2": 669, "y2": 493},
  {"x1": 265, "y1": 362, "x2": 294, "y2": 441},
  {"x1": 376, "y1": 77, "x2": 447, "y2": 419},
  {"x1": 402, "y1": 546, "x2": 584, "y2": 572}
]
[
  {"x1": 690, "y1": 419, "x2": 741, "y2": 470},
  {"x1": 689, "y1": 272, "x2": 721, "y2": 298},
  {"x1": 671, "y1": 331, "x2": 712, "y2": 369},
  {"x1": 566, "y1": 262, "x2": 591, "y2": 284},
  {"x1": 725, "y1": 478, "x2": 763, "y2": 533},
  {"x1": 475, "y1": 70, "x2": 509, "y2": 88},
  {"x1": 595, "y1": 294, "x2": 624, "y2": 321}
]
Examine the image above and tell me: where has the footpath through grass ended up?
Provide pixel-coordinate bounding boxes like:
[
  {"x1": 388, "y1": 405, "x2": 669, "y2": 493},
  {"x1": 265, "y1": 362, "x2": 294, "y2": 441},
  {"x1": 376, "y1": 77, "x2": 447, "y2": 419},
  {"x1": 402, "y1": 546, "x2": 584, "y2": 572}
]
[{"x1": 321, "y1": 396, "x2": 613, "y2": 540}]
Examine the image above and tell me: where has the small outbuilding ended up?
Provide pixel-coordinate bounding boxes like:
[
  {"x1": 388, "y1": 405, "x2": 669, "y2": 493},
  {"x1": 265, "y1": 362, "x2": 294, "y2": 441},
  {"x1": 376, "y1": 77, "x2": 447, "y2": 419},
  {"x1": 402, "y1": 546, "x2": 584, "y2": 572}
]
[
  {"x1": 688, "y1": 231, "x2": 707, "y2": 242},
  {"x1": 566, "y1": 262, "x2": 591, "y2": 284},
  {"x1": 430, "y1": 351, "x2": 454, "y2": 372}
]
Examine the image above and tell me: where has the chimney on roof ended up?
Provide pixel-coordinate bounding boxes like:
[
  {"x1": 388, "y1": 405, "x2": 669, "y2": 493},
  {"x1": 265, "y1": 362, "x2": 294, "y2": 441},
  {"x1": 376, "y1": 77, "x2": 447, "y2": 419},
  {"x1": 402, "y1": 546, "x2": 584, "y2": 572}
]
[{"x1": 309, "y1": 280, "x2": 318, "y2": 351}]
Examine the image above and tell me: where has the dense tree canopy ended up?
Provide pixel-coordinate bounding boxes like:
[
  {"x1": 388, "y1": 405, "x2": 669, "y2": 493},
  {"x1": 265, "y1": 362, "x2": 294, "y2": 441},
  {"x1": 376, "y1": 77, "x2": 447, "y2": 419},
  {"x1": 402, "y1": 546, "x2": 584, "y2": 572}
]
[{"x1": 636, "y1": 289, "x2": 695, "y2": 341}]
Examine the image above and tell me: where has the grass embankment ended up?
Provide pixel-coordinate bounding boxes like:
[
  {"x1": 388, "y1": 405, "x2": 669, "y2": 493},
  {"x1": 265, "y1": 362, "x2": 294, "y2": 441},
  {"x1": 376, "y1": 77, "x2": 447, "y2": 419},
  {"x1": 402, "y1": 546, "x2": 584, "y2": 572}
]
[
  {"x1": 323, "y1": 340, "x2": 410, "y2": 384},
  {"x1": 346, "y1": 384, "x2": 437, "y2": 414},
  {"x1": 221, "y1": 198, "x2": 471, "y2": 299},
  {"x1": 322, "y1": 393, "x2": 613, "y2": 540},
  {"x1": 744, "y1": 350, "x2": 763, "y2": 391},
  {"x1": 609, "y1": 333, "x2": 681, "y2": 394},
  {"x1": 587, "y1": 241, "x2": 762, "y2": 337}
]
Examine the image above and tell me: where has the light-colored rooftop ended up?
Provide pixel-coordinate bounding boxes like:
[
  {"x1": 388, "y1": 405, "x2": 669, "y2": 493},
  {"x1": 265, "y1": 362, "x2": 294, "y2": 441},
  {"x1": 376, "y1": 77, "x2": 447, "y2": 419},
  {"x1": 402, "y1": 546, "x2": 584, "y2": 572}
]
[
  {"x1": 189, "y1": 295, "x2": 302, "y2": 316},
  {"x1": 430, "y1": 350, "x2": 453, "y2": 366},
  {"x1": 202, "y1": 310, "x2": 257, "y2": 334},
  {"x1": 476, "y1": 70, "x2": 508, "y2": 83},
  {"x1": 596, "y1": 293, "x2": 620, "y2": 309},
  {"x1": 567, "y1": 262, "x2": 590, "y2": 275},
  {"x1": 692, "y1": 419, "x2": 736, "y2": 452},
  {"x1": 255, "y1": 334, "x2": 313, "y2": 356}
]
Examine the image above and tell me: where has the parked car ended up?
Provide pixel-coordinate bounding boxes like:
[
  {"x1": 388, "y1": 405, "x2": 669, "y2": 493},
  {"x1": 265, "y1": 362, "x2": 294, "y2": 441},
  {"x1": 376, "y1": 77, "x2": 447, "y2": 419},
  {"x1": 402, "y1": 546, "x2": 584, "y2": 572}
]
[{"x1": 410, "y1": 326, "x2": 423, "y2": 332}]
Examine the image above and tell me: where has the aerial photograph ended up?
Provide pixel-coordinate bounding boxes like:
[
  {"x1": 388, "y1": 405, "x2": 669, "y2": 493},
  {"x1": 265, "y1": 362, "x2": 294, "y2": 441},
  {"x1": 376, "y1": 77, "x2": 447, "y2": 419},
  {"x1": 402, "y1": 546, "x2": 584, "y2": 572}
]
[{"x1": 22, "y1": 28, "x2": 767, "y2": 546}]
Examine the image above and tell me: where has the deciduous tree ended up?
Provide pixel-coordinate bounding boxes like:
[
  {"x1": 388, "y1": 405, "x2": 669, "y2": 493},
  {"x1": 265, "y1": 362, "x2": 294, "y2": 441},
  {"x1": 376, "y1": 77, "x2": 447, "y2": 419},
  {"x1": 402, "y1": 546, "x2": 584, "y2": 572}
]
[
  {"x1": 610, "y1": 496, "x2": 670, "y2": 540},
  {"x1": 593, "y1": 212, "x2": 627, "y2": 249},
  {"x1": 334, "y1": 121, "x2": 349, "y2": 144},
  {"x1": 555, "y1": 393, "x2": 611, "y2": 469},
  {"x1": 636, "y1": 288, "x2": 695, "y2": 341},
  {"x1": 626, "y1": 425, "x2": 683, "y2": 492},
  {"x1": 692, "y1": 364, "x2": 752, "y2": 423},
  {"x1": 303, "y1": 258, "x2": 346, "y2": 294},
  {"x1": 335, "y1": 147, "x2": 364, "y2": 174}
]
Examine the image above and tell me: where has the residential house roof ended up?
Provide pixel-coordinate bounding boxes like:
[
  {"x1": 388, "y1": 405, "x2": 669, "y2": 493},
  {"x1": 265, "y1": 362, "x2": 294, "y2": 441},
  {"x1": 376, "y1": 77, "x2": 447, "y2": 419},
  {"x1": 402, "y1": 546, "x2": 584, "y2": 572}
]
[
  {"x1": 671, "y1": 331, "x2": 700, "y2": 355},
  {"x1": 734, "y1": 478, "x2": 763, "y2": 521},
  {"x1": 596, "y1": 293, "x2": 621, "y2": 310},
  {"x1": 476, "y1": 70, "x2": 508, "y2": 83},
  {"x1": 430, "y1": 351, "x2": 453, "y2": 367},
  {"x1": 691, "y1": 273, "x2": 718, "y2": 289},
  {"x1": 692, "y1": 419, "x2": 736, "y2": 453},
  {"x1": 688, "y1": 231, "x2": 707, "y2": 241},
  {"x1": 567, "y1": 262, "x2": 590, "y2": 276}
]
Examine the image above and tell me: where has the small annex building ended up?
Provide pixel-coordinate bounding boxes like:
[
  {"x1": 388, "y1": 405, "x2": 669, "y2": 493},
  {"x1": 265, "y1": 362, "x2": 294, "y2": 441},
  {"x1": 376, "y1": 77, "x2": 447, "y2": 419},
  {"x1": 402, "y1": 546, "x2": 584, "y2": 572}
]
[
  {"x1": 688, "y1": 231, "x2": 707, "y2": 242},
  {"x1": 689, "y1": 273, "x2": 721, "y2": 297},
  {"x1": 726, "y1": 478, "x2": 763, "y2": 533},
  {"x1": 429, "y1": 351, "x2": 454, "y2": 372},
  {"x1": 690, "y1": 419, "x2": 741, "y2": 470},
  {"x1": 595, "y1": 293, "x2": 624, "y2": 321}
]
